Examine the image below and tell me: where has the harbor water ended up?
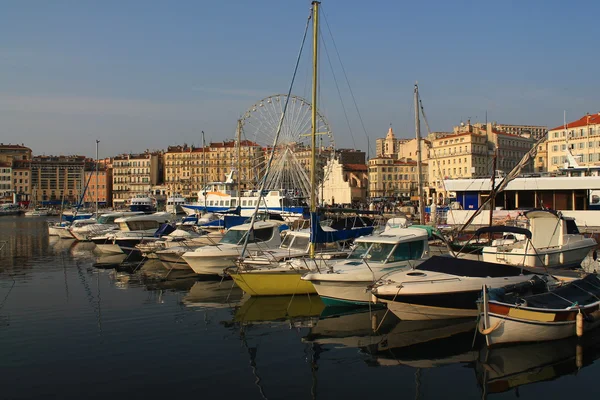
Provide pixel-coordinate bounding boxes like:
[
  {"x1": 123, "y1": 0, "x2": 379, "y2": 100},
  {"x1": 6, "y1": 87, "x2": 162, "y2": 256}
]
[{"x1": 2, "y1": 216, "x2": 600, "y2": 399}]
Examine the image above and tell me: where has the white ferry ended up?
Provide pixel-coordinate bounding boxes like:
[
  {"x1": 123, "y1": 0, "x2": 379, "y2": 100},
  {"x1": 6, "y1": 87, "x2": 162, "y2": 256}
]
[
  {"x1": 181, "y1": 172, "x2": 306, "y2": 219},
  {"x1": 444, "y1": 164, "x2": 600, "y2": 229},
  {"x1": 166, "y1": 193, "x2": 186, "y2": 215}
]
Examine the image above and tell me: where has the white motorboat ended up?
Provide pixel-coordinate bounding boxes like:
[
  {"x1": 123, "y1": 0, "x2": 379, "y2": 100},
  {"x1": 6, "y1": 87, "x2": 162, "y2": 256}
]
[
  {"x1": 91, "y1": 212, "x2": 173, "y2": 254},
  {"x1": 481, "y1": 210, "x2": 597, "y2": 268},
  {"x1": 371, "y1": 255, "x2": 539, "y2": 320},
  {"x1": 52, "y1": 219, "x2": 98, "y2": 239},
  {"x1": 24, "y1": 207, "x2": 50, "y2": 217},
  {"x1": 181, "y1": 220, "x2": 287, "y2": 275},
  {"x1": 129, "y1": 194, "x2": 157, "y2": 213},
  {"x1": 70, "y1": 211, "x2": 144, "y2": 241},
  {"x1": 166, "y1": 193, "x2": 186, "y2": 215},
  {"x1": 301, "y1": 227, "x2": 431, "y2": 306},
  {"x1": 136, "y1": 227, "x2": 223, "y2": 260}
]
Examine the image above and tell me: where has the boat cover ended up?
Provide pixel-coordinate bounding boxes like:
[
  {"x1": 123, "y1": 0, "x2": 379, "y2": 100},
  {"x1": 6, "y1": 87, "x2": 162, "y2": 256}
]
[
  {"x1": 310, "y1": 212, "x2": 374, "y2": 244},
  {"x1": 474, "y1": 225, "x2": 532, "y2": 239},
  {"x1": 515, "y1": 274, "x2": 600, "y2": 309},
  {"x1": 416, "y1": 255, "x2": 531, "y2": 278}
]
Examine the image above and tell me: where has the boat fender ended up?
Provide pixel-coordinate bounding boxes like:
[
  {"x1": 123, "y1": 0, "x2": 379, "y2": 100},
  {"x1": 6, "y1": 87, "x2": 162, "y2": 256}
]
[
  {"x1": 478, "y1": 318, "x2": 501, "y2": 335},
  {"x1": 576, "y1": 311, "x2": 584, "y2": 337}
]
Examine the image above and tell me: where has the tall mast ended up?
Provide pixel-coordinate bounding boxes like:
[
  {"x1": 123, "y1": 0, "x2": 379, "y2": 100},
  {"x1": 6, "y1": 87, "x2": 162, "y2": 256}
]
[
  {"x1": 95, "y1": 139, "x2": 99, "y2": 216},
  {"x1": 414, "y1": 83, "x2": 425, "y2": 224},
  {"x1": 309, "y1": 1, "x2": 320, "y2": 258},
  {"x1": 236, "y1": 119, "x2": 242, "y2": 207},
  {"x1": 202, "y1": 130, "x2": 207, "y2": 211}
]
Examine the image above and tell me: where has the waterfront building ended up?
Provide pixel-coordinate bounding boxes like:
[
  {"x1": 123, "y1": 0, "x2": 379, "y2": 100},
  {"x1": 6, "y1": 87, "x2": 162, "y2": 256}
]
[
  {"x1": 83, "y1": 164, "x2": 112, "y2": 207},
  {"x1": 0, "y1": 162, "x2": 12, "y2": 202},
  {"x1": 495, "y1": 123, "x2": 547, "y2": 141},
  {"x1": 12, "y1": 160, "x2": 31, "y2": 204},
  {"x1": 0, "y1": 143, "x2": 31, "y2": 164},
  {"x1": 547, "y1": 113, "x2": 600, "y2": 172},
  {"x1": 428, "y1": 121, "x2": 535, "y2": 201},
  {"x1": 397, "y1": 138, "x2": 430, "y2": 162},
  {"x1": 163, "y1": 141, "x2": 265, "y2": 200},
  {"x1": 30, "y1": 155, "x2": 86, "y2": 205},
  {"x1": 321, "y1": 151, "x2": 368, "y2": 206},
  {"x1": 112, "y1": 152, "x2": 162, "y2": 207},
  {"x1": 368, "y1": 156, "x2": 428, "y2": 201},
  {"x1": 534, "y1": 140, "x2": 548, "y2": 173}
]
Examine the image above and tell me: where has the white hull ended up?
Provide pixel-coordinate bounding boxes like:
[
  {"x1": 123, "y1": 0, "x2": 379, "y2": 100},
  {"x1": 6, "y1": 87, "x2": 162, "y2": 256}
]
[
  {"x1": 182, "y1": 252, "x2": 240, "y2": 275},
  {"x1": 56, "y1": 228, "x2": 75, "y2": 239},
  {"x1": 48, "y1": 226, "x2": 61, "y2": 236},
  {"x1": 70, "y1": 226, "x2": 117, "y2": 242},
  {"x1": 482, "y1": 242, "x2": 596, "y2": 268},
  {"x1": 312, "y1": 280, "x2": 375, "y2": 305},
  {"x1": 480, "y1": 313, "x2": 600, "y2": 346},
  {"x1": 95, "y1": 243, "x2": 123, "y2": 254},
  {"x1": 382, "y1": 301, "x2": 478, "y2": 320}
]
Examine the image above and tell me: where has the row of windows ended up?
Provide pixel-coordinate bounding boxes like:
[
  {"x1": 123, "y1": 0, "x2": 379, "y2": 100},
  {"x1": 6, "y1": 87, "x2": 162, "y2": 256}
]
[{"x1": 552, "y1": 128, "x2": 598, "y2": 139}]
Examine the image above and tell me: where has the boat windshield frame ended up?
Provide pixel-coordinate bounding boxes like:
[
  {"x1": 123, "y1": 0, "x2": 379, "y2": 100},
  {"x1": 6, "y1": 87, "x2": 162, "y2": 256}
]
[{"x1": 347, "y1": 241, "x2": 396, "y2": 263}]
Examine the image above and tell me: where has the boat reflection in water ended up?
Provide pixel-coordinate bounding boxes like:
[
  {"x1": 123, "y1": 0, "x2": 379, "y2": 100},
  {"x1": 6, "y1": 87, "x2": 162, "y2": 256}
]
[
  {"x1": 303, "y1": 308, "x2": 399, "y2": 349},
  {"x1": 233, "y1": 295, "x2": 325, "y2": 327},
  {"x1": 476, "y1": 327, "x2": 600, "y2": 396},
  {"x1": 183, "y1": 280, "x2": 244, "y2": 310},
  {"x1": 362, "y1": 317, "x2": 479, "y2": 368}
]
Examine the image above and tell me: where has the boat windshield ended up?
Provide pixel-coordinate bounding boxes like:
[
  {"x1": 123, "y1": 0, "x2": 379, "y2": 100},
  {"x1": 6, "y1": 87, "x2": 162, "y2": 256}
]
[
  {"x1": 290, "y1": 235, "x2": 310, "y2": 251},
  {"x1": 97, "y1": 215, "x2": 117, "y2": 224},
  {"x1": 220, "y1": 229, "x2": 247, "y2": 245},
  {"x1": 219, "y1": 227, "x2": 274, "y2": 245},
  {"x1": 280, "y1": 234, "x2": 294, "y2": 249},
  {"x1": 347, "y1": 242, "x2": 396, "y2": 262}
]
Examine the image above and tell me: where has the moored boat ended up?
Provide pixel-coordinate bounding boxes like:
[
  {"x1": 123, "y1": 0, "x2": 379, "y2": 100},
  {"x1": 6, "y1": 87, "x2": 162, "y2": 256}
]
[
  {"x1": 479, "y1": 273, "x2": 600, "y2": 346},
  {"x1": 371, "y1": 255, "x2": 540, "y2": 320},
  {"x1": 481, "y1": 209, "x2": 597, "y2": 269},
  {"x1": 181, "y1": 220, "x2": 287, "y2": 275},
  {"x1": 301, "y1": 226, "x2": 431, "y2": 307}
]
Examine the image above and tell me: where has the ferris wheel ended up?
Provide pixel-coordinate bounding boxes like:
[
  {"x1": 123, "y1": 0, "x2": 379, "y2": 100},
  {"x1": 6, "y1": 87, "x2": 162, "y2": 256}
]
[{"x1": 239, "y1": 94, "x2": 334, "y2": 199}]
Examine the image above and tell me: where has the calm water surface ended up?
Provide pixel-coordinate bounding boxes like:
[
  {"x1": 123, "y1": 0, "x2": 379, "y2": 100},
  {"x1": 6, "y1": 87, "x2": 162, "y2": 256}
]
[{"x1": 2, "y1": 216, "x2": 600, "y2": 399}]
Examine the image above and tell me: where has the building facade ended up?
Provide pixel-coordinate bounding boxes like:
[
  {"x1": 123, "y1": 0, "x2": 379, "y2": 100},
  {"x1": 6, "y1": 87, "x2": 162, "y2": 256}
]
[
  {"x1": 321, "y1": 155, "x2": 368, "y2": 206},
  {"x1": 0, "y1": 144, "x2": 32, "y2": 164},
  {"x1": 0, "y1": 163, "x2": 12, "y2": 202},
  {"x1": 547, "y1": 113, "x2": 600, "y2": 172},
  {"x1": 163, "y1": 141, "x2": 265, "y2": 200},
  {"x1": 30, "y1": 156, "x2": 86, "y2": 205},
  {"x1": 368, "y1": 157, "x2": 428, "y2": 201},
  {"x1": 495, "y1": 123, "x2": 547, "y2": 141},
  {"x1": 534, "y1": 140, "x2": 548, "y2": 173},
  {"x1": 12, "y1": 160, "x2": 31, "y2": 204},
  {"x1": 84, "y1": 166, "x2": 112, "y2": 207},
  {"x1": 112, "y1": 153, "x2": 161, "y2": 206}
]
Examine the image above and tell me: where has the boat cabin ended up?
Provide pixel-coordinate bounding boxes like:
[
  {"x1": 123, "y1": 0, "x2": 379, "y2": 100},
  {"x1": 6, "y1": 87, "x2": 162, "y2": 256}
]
[{"x1": 347, "y1": 227, "x2": 428, "y2": 263}]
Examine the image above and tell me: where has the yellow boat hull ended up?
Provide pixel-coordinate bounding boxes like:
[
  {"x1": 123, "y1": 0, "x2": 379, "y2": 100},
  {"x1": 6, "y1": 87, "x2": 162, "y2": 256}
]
[{"x1": 230, "y1": 271, "x2": 317, "y2": 296}]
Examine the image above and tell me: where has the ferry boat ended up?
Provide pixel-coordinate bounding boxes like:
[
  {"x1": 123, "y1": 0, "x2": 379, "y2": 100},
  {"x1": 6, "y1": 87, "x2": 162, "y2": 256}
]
[
  {"x1": 166, "y1": 193, "x2": 186, "y2": 214},
  {"x1": 444, "y1": 164, "x2": 600, "y2": 229},
  {"x1": 181, "y1": 172, "x2": 306, "y2": 220},
  {"x1": 129, "y1": 194, "x2": 157, "y2": 214}
]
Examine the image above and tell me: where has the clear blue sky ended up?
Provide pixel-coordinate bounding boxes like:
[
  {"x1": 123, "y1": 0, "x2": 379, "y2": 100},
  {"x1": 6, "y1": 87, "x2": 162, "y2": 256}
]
[{"x1": 1, "y1": 0, "x2": 598, "y2": 158}]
